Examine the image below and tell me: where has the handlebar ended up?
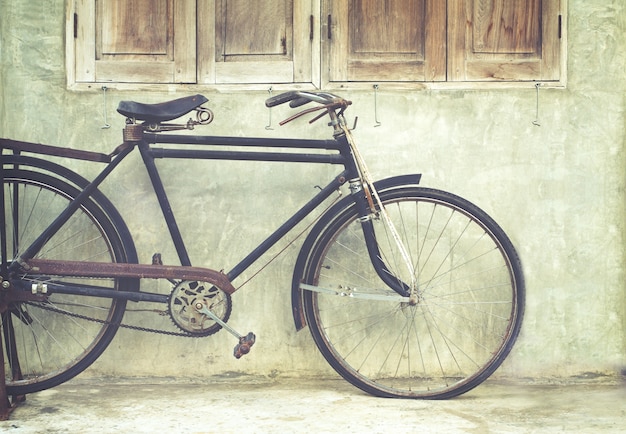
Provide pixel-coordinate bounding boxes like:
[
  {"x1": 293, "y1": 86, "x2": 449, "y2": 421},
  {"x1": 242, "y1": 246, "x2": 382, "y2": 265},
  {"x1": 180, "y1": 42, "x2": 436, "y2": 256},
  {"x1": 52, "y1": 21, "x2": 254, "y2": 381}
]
[
  {"x1": 265, "y1": 91, "x2": 348, "y2": 108},
  {"x1": 265, "y1": 91, "x2": 352, "y2": 126}
]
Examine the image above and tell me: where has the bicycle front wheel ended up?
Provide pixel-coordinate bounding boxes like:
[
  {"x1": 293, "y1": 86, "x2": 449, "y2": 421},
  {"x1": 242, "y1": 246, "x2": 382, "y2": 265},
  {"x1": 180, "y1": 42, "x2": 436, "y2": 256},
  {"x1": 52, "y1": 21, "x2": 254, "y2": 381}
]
[
  {"x1": 1, "y1": 168, "x2": 134, "y2": 395},
  {"x1": 301, "y1": 187, "x2": 524, "y2": 399}
]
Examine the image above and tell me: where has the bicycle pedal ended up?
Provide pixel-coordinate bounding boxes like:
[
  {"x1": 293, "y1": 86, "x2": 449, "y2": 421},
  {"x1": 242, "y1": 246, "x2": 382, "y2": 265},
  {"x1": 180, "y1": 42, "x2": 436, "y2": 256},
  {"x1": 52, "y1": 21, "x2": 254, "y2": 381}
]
[{"x1": 233, "y1": 332, "x2": 256, "y2": 359}]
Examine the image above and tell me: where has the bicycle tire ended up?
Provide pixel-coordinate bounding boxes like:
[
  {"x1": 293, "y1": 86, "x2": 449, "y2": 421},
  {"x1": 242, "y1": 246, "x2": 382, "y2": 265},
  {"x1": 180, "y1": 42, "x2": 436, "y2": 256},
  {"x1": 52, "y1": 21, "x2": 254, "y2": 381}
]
[
  {"x1": 300, "y1": 186, "x2": 524, "y2": 399},
  {"x1": 1, "y1": 168, "x2": 135, "y2": 395}
]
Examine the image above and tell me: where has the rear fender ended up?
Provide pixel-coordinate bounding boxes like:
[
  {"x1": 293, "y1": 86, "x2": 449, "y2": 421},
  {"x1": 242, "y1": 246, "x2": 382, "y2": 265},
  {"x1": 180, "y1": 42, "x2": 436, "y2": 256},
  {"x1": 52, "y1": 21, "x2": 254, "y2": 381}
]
[{"x1": 1, "y1": 154, "x2": 140, "y2": 292}]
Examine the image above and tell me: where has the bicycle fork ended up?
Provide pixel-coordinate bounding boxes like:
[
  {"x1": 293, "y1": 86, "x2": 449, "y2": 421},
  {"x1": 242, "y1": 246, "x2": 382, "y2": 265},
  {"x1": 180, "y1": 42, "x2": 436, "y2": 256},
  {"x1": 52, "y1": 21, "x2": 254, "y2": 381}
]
[{"x1": 336, "y1": 117, "x2": 418, "y2": 303}]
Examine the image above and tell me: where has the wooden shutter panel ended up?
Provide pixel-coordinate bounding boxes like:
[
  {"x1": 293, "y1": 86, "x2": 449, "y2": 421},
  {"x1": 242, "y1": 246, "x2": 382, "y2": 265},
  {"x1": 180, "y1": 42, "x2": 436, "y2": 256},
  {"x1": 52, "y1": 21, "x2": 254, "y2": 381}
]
[
  {"x1": 328, "y1": 0, "x2": 446, "y2": 82},
  {"x1": 75, "y1": 0, "x2": 196, "y2": 84},
  {"x1": 449, "y1": 0, "x2": 561, "y2": 81},
  {"x1": 202, "y1": 0, "x2": 311, "y2": 84}
]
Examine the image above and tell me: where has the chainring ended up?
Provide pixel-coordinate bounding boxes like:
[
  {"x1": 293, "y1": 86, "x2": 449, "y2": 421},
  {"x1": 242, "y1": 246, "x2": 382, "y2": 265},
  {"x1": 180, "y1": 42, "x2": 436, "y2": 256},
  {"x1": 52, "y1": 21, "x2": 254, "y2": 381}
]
[{"x1": 168, "y1": 280, "x2": 232, "y2": 336}]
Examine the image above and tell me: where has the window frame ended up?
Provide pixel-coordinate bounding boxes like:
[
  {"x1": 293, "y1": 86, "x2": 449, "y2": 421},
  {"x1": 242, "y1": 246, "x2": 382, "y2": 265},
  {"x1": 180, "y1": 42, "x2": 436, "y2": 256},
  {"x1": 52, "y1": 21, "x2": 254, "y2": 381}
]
[
  {"x1": 447, "y1": 0, "x2": 562, "y2": 82},
  {"x1": 66, "y1": 0, "x2": 567, "y2": 91},
  {"x1": 325, "y1": 0, "x2": 447, "y2": 83},
  {"x1": 197, "y1": 1, "x2": 315, "y2": 85},
  {"x1": 73, "y1": 0, "x2": 197, "y2": 84}
]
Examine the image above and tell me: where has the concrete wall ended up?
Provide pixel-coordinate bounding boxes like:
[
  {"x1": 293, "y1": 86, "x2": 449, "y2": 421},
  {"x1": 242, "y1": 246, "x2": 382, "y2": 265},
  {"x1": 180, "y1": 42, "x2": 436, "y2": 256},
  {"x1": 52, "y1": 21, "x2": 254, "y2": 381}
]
[{"x1": 1, "y1": 1, "x2": 625, "y2": 381}]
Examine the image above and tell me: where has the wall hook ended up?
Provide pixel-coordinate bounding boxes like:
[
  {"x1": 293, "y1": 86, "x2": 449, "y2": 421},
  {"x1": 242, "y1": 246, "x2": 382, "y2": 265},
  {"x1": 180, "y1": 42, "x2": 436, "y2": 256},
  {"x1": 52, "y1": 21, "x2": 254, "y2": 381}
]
[
  {"x1": 101, "y1": 86, "x2": 111, "y2": 129},
  {"x1": 265, "y1": 87, "x2": 274, "y2": 130},
  {"x1": 532, "y1": 82, "x2": 541, "y2": 127},
  {"x1": 373, "y1": 84, "x2": 381, "y2": 127}
]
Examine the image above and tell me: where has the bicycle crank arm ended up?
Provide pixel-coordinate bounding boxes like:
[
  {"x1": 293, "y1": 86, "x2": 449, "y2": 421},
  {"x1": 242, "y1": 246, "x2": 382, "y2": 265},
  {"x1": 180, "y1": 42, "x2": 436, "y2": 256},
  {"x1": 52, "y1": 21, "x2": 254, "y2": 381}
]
[{"x1": 194, "y1": 301, "x2": 256, "y2": 358}]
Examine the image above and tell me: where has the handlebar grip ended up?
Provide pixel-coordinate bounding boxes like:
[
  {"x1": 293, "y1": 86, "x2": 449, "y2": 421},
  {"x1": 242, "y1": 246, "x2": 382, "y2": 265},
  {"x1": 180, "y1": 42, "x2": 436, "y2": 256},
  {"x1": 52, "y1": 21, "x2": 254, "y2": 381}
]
[
  {"x1": 289, "y1": 97, "x2": 312, "y2": 108},
  {"x1": 265, "y1": 91, "x2": 299, "y2": 108}
]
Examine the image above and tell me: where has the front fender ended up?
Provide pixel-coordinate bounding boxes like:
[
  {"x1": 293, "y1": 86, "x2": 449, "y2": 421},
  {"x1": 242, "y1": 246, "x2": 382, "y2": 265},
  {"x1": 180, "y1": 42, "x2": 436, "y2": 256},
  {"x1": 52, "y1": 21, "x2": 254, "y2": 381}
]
[{"x1": 291, "y1": 173, "x2": 422, "y2": 331}]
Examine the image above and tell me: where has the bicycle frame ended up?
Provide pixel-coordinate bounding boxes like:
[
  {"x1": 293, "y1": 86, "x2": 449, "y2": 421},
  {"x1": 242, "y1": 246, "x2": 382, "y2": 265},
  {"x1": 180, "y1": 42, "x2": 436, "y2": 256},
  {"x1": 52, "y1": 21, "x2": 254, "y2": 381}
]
[
  {"x1": 3, "y1": 127, "x2": 398, "y2": 305},
  {"x1": 0, "y1": 92, "x2": 525, "y2": 401},
  {"x1": 140, "y1": 132, "x2": 355, "y2": 282}
]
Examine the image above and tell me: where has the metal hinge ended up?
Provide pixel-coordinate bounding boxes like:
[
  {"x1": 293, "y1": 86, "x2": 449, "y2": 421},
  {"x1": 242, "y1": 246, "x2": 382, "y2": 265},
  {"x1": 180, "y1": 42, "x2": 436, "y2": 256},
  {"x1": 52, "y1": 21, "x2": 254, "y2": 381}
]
[
  {"x1": 310, "y1": 15, "x2": 314, "y2": 41},
  {"x1": 74, "y1": 13, "x2": 78, "y2": 38},
  {"x1": 327, "y1": 14, "x2": 332, "y2": 40},
  {"x1": 558, "y1": 15, "x2": 562, "y2": 39}
]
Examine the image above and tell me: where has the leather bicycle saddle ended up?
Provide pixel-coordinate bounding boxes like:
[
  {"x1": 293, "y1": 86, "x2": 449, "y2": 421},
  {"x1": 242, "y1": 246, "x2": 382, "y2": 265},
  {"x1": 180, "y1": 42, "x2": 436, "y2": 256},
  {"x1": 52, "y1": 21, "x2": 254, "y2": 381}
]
[{"x1": 117, "y1": 94, "x2": 209, "y2": 123}]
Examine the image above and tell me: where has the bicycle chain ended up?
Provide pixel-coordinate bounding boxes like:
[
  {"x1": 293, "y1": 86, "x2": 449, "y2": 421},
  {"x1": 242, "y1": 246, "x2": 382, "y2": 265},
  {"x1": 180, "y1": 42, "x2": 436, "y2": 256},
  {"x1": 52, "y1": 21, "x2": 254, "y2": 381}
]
[{"x1": 25, "y1": 301, "x2": 201, "y2": 338}]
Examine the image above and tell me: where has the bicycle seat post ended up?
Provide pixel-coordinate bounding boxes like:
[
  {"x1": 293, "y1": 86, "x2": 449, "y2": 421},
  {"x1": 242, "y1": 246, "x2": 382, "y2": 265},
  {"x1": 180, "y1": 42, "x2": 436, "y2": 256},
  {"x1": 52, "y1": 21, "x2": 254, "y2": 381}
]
[{"x1": 123, "y1": 123, "x2": 144, "y2": 143}]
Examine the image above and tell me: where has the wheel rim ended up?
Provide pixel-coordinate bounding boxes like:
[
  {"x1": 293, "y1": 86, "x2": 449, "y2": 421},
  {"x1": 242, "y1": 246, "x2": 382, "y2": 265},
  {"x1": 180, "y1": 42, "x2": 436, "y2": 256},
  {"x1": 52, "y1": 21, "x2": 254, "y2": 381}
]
[
  {"x1": 305, "y1": 189, "x2": 523, "y2": 398},
  {"x1": 2, "y1": 173, "x2": 125, "y2": 393}
]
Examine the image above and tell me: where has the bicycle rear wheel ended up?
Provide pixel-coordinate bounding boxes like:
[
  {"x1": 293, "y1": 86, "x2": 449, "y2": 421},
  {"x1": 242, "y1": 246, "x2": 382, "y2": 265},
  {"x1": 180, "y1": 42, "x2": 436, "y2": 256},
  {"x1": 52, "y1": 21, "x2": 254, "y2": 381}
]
[
  {"x1": 301, "y1": 186, "x2": 524, "y2": 399},
  {"x1": 1, "y1": 168, "x2": 134, "y2": 395}
]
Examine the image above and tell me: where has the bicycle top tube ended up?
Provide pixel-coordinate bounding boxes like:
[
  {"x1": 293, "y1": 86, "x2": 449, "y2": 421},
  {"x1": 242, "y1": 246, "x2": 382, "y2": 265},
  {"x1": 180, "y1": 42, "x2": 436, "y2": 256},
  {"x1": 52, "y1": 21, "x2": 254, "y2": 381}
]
[{"x1": 108, "y1": 91, "x2": 356, "y2": 170}]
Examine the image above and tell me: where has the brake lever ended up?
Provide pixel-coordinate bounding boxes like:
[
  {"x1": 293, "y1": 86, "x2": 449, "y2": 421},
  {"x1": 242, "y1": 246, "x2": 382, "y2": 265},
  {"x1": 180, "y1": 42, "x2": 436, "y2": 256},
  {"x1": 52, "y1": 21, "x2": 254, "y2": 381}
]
[
  {"x1": 279, "y1": 104, "x2": 329, "y2": 126},
  {"x1": 308, "y1": 110, "x2": 329, "y2": 124}
]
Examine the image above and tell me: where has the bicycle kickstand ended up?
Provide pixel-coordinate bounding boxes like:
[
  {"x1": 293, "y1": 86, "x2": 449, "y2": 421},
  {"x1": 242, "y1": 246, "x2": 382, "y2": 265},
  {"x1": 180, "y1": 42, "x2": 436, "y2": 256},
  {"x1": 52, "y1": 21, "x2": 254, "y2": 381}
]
[{"x1": 194, "y1": 301, "x2": 256, "y2": 359}]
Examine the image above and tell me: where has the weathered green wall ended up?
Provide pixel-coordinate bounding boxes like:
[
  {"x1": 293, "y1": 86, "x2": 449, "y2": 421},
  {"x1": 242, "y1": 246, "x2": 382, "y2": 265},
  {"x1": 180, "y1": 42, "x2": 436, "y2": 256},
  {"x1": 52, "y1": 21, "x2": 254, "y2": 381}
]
[{"x1": 1, "y1": 1, "x2": 625, "y2": 381}]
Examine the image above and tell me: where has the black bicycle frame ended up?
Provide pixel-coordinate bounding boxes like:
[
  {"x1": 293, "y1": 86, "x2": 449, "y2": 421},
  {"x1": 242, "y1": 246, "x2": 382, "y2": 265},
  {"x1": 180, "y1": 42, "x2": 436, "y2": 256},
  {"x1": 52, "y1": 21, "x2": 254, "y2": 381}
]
[
  {"x1": 139, "y1": 132, "x2": 359, "y2": 282},
  {"x1": 6, "y1": 129, "x2": 403, "y2": 301}
]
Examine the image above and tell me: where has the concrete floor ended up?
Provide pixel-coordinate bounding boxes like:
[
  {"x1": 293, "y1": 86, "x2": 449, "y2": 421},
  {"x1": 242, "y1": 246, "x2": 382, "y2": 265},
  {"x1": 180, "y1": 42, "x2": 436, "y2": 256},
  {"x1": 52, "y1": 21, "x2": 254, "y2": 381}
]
[{"x1": 1, "y1": 376, "x2": 624, "y2": 433}]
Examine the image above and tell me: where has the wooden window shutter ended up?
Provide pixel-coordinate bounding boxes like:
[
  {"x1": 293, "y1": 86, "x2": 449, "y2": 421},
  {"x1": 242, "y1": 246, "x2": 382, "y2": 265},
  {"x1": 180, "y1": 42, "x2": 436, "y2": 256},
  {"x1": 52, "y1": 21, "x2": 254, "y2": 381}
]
[
  {"x1": 75, "y1": 0, "x2": 196, "y2": 84},
  {"x1": 448, "y1": 0, "x2": 561, "y2": 81},
  {"x1": 199, "y1": 0, "x2": 311, "y2": 84},
  {"x1": 327, "y1": 0, "x2": 446, "y2": 82}
]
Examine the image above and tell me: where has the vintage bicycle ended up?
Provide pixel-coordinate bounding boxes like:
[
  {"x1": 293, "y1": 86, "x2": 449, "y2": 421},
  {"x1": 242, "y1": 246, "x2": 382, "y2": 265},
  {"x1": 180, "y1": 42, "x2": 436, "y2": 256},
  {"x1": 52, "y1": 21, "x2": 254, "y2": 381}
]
[{"x1": 0, "y1": 91, "x2": 524, "y2": 400}]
